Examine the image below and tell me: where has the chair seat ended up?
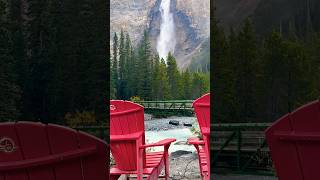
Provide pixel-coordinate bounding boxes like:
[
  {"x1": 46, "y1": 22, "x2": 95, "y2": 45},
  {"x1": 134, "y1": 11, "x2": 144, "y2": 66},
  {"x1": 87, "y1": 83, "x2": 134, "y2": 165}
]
[
  {"x1": 110, "y1": 151, "x2": 165, "y2": 175},
  {"x1": 146, "y1": 152, "x2": 165, "y2": 168},
  {"x1": 110, "y1": 100, "x2": 174, "y2": 179}
]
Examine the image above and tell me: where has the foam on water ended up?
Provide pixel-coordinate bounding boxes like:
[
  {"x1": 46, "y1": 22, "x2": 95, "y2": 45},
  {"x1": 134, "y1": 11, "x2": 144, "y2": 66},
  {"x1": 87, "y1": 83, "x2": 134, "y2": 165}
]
[{"x1": 145, "y1": 128, "x2": 197, "y2": 153}]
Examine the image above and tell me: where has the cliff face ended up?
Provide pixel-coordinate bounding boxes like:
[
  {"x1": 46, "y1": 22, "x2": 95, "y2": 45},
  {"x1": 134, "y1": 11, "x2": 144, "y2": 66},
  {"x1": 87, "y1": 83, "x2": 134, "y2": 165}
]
[
  {"x1": 110, "y1": 0, "x2": 157, "y2": 45},
  {"x1": 111, "y1": 0, "x2": 210, "y2": 69}
]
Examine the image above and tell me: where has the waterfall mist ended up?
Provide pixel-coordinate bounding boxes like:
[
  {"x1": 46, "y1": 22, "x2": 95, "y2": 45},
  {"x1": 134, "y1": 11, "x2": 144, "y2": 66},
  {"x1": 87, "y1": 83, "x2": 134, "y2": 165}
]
[{"x1": 157, "y1": 0, "x2": 176, "y2": 62}]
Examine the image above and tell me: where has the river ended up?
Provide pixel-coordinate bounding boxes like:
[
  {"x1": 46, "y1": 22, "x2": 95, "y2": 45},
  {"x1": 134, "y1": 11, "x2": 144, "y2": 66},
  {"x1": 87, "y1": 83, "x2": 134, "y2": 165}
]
[{"x1": 144, "y1": 116, "x2": 198, "y2": 153}]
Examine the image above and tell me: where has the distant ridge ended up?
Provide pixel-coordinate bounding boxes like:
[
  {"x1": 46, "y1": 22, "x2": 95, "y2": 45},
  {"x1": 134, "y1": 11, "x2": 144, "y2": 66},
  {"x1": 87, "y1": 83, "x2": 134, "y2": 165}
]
[{"x1": 216, "y1": 0, "x2": 320, "y2": 37}]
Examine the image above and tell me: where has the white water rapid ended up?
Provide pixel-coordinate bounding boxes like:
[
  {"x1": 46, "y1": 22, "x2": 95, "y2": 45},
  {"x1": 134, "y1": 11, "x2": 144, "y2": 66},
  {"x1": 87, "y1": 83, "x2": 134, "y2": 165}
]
[{"x1": 157, "y1": 0, "x2": 176, "y2": 62}]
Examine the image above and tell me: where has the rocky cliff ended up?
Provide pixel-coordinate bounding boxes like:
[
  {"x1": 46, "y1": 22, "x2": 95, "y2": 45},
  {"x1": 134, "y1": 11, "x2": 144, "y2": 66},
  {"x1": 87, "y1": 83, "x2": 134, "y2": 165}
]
[{"x1": 111, "y1": 0, "x2": 210, "y2": 70}]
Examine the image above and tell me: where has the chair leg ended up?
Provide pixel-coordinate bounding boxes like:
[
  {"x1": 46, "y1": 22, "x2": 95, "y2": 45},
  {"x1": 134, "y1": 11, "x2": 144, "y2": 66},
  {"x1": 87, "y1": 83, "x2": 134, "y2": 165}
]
[
  {"x1": 164, "y1": 146, "x2": 170, "y2": 180},
  {"x1": 137, "y1": 174, "x2": 143, "y2": 180},
  {"x1": 163, "y1": 155, "x2": 169, "y2": 179},
  {"x1": 193, "y1": 145, "x2": 203, "y2": 176},
  {"x1": 203, "y1": 174, "x2": 210, "y2": 180},
  {"x1": 204, "y1": 136, "x2": 210, "y2": 179}
]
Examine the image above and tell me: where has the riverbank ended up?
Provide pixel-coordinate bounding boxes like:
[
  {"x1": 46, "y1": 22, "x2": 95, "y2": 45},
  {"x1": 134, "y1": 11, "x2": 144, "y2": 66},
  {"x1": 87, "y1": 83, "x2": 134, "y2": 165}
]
[
  {"x1": 144, "y1": 114, "x2": 197, "y2": 131},
  {"x1": 145, "y1": 115, "x2": 201, "y2": 179}
]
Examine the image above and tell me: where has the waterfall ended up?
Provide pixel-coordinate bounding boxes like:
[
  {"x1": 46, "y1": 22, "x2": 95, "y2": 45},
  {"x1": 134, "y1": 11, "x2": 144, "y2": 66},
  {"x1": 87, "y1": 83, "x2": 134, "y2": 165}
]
[{"x1": 157, "y1": 0, "x2": 176, "y2": 62}]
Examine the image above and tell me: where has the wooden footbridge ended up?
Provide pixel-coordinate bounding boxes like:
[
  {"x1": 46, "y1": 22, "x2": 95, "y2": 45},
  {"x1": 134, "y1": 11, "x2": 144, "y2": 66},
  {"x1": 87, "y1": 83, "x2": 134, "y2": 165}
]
[
  {"x1": 137, "y1": 100, "x2": 194, "y2": 110},
  {"x1": 136, "y1": 100, "x2": 194, "y2": 116},
  {"x1": 211, "y1": 123, "x2": 274, "y2": 176}
]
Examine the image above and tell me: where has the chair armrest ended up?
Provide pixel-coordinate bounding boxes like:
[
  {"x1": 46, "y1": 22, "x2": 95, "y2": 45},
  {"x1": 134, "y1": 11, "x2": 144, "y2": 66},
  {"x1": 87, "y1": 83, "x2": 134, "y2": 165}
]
[
  {"x1": 110, "y1": 131, "x2": 143, "y2": 142},
  {"x1": 139, "y1": 138, "x2": 176, "y2": 149},
  {"x1": 202, "y1": 127, "x2": 210, "y2": 135},
  {"x1": 188, "y1": 137, "x2": 205, "y2": 145}
]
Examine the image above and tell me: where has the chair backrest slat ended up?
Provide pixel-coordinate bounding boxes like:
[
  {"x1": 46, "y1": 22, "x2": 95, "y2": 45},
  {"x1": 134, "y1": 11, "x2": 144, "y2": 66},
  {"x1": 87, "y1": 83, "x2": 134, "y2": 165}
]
[
  {"x1": 193, "y1": 93, "x2": 210, "y2": 134},
  {"x1": 0, "y1": 122, "x2": 108, "y2": 180},
  {"x1": 110, "y1": 100, "x2": 146, "y2": 171},
  {"x1": 266, "y1": 100, "x2": 320, "y2": 180}
]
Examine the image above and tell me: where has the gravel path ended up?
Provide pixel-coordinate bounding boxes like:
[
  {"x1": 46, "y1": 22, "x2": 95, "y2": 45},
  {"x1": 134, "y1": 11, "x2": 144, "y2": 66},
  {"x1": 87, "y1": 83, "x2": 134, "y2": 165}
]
[{"x1": 170, "y1": 152, "x2": 201, "y2": 180}]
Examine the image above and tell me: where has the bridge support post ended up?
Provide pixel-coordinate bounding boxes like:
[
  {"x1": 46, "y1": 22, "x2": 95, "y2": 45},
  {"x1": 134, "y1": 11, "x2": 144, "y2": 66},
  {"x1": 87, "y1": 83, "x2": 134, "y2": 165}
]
[{"x1": 237, "y1": 128, "x2": 242, "y2": 171}]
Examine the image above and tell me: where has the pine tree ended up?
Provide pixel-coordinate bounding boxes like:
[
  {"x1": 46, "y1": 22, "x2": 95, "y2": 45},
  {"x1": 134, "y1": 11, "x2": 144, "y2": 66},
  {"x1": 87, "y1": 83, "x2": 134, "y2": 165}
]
[
  {"x1": 110, "y1": 56, "x2": 115, "y2": 99},
  {"x1": 191, "y1": 72, "x2": 209, "y2": 99},
  {"x1": 8, "y1": 0, "x2": 26, "y2": 90},
  {"x1": 128, "y1": 43, "x2": 137, "y2": 98},
  {"x1": 212, "y1": 11, "x2": 236, "y2": 122},
  {"x1": 234, "y1": 19, "x2": 258, "y2": 122},
  {"x1": 260, "y1": 30, "x2": 287, "y2": 120},
  {"x1": 22, "y1": 0, "x2": 54, "y2": 122},
  {"x1": 0, "y1": 0, "x2": 21, "y2": 121},
  {"x1": 78, "y1": 0, "x2": 108, "y2": 123},
  {"x1": 137, "y1": 30, "x2": 152, "y2": 100},
  {"x1": 111, "y1": 32, "x2": 118, "y2": 99},
  {"x1": 283, "y1": 39, "x2": 309, "y2": 111},
  {"x1": 305, "y1": 33, "x2": 320, "y2": 101},
  {"x1": 159, "y1": 58, "x2": 170, "y2": 100},
  {"x1": 123, "y1": 32, "x2": 132, "y2": 99},
  {"x1": 40, "y1": 0, "x2": 63, "y2": 119},
  {"x1": 152, "y1": 55, "x2": 161, "y2": 99},
  {"x1": 181, "y1": 69, "x2": 192, "y2": 99},
  {"x1": 166, "y1": 52, "x2": 182, "y2": 99},
  {"x1": 118, "y1": 29, "x2": 126, "y2": 99}
]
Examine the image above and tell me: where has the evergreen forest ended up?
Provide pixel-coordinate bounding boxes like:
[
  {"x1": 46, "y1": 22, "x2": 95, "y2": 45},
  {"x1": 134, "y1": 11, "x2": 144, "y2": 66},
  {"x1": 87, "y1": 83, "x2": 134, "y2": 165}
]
[
  {"x1": 110, "y1": 30, "x2": 210, "y2": 101},
  {"x1": 0, "y1": 0, "x2": 107, "y2": 125},
  {"x1": 212, "y1": 9, "x2": 320, "y2": 123}
]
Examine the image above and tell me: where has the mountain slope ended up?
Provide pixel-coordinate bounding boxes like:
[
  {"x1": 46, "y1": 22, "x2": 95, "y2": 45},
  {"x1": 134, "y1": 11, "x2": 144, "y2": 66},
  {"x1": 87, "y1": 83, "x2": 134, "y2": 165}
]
[
  {"x1": 253, "y1": 0, "x2": 320, "y2": 36},
  {"x1": 215, "y1": 0, "x2": 261, "y2": 30},
  {"x1": 215, "y1": 0, "x2": 320, "y2": 36},
  {"x1": 111, "y1": 0, "x2": 209, "y2": 69}
]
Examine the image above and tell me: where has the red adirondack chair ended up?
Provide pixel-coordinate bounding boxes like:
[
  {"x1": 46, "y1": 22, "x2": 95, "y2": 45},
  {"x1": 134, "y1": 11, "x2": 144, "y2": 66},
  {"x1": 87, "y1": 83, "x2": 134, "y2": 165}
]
[
  {"x1": 110, "y1": 100, "x2": 176, "y2": 180},
  {"x1": 0, "y1": 121, "x2": 108, "y2": 180},
  {"x1": 188, "y1": 93, "x2": 210, "y2": 180},
  {"x1": 266, "y1": 100, "x2": 320, "y2": 180}
]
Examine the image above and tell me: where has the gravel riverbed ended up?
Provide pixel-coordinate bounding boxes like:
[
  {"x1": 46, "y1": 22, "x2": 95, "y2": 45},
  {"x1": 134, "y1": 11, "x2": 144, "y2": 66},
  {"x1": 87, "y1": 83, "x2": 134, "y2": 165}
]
[
  {"x1": 144, "y1": 115, "x2": 197, "y2": 131},
  {"x1": 144, "y1": 115, "x2": 201, "y2": 179}
]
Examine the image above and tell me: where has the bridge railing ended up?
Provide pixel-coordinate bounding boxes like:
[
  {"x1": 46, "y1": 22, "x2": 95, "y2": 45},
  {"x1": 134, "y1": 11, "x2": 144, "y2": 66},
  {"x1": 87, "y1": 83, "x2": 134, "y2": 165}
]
[
  {"x1": 136, "y1": 100, "x2": 194, "y2": 110},
  {"x1": 211, "y1": 123, "x2": 274, "y2": 176}
]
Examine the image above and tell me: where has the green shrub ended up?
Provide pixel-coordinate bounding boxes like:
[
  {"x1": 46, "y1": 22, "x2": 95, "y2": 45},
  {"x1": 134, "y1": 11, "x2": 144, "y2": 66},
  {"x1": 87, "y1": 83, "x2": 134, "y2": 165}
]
[
  {"x1": 190, "y1": 122, "x2": 202, "y2": 139},
  {"x1": 130, "y1": 96, "x2": 141, "y2": 103},
  {"x1": 64, "y1": 110, "x2": 97, "y2": 127}
]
